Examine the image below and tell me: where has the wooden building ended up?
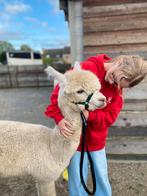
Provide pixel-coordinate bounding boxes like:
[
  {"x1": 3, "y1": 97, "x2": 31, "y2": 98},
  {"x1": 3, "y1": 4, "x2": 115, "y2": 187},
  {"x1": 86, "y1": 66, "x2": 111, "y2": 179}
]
[
  {"x1": 59, "y1": 2, "x2": 147, "y2": 194},
  {"x1": 60, "y1": 0, "x2": 147, "y2": 63},
  {"x1": 59, "y1": 0, "x2": 147, "y2": 119}
]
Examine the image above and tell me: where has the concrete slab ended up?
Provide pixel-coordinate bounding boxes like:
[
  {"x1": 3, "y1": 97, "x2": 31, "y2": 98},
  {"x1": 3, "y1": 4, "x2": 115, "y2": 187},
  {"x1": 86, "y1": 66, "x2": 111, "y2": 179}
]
[{"x1": 106, "y1": 137, "x2": 147, "y2": 156}]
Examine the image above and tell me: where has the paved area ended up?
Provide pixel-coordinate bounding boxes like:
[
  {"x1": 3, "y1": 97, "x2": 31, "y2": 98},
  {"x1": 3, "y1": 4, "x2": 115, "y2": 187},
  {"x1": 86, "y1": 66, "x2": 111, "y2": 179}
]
[{"x1": 0, "y1": 87, "x2": 55, "y2": 128}]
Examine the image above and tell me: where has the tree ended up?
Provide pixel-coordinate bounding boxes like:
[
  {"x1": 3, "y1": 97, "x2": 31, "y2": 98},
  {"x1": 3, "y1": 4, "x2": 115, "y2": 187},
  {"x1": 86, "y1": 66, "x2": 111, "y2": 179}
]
[
  {"x1": 0, "y1": 41, "x2": 14, "y2": 64},
  {"x1": 20, "y1": 44, "x2": 32, "y2": 52},
  {"x1": 0, "y1": 41, "x2": 14, "y2": 53}
]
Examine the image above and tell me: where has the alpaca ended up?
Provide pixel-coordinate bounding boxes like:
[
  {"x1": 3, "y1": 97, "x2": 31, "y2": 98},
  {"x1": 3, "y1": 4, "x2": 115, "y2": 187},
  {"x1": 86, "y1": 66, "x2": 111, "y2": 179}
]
[{"x1": 0, "y1": 63, "x2": 106, "y2": 196}]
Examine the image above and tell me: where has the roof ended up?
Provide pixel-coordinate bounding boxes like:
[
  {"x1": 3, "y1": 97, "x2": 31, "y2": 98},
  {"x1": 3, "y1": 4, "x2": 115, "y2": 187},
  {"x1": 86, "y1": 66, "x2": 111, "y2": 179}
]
[
  {"x1": 63, "y1": 46, "x2": 70, "y2": 54},
  {"x1": 59, "y1": 0, "x2": 68, "y2": 20},
  {"x1": 59, "y1": 0, "x2": 81, "y2": 21},
  {"x1": 42, "y1": 47, "x2": 70, "y2": 56}
]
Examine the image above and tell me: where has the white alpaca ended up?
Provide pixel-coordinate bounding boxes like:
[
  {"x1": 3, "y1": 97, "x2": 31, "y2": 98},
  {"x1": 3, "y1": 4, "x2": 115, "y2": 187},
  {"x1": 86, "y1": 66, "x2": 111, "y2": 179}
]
[{"x1": 0, "y1": 63, "x2": 106, "y2": 196}]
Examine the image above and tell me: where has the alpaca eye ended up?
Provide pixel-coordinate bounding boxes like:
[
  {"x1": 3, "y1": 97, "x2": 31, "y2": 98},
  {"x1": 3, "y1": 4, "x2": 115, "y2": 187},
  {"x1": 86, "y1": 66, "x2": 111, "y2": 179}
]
[{"x1": 77, "y1": 89, "x2": 85, "y2": 94}]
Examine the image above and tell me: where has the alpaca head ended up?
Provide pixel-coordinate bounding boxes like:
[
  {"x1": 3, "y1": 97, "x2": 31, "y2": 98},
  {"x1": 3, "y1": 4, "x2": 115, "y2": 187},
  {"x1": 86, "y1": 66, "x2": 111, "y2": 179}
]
[{"x1": 45, "y1": 63, "x2": 106, "y2": 112}]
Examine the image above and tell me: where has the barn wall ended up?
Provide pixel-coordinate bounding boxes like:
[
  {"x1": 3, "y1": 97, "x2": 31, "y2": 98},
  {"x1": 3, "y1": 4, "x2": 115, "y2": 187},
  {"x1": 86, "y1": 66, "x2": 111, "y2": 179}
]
[{"x1": 83, "y1": 1, "x2": 147, "y2": 59}]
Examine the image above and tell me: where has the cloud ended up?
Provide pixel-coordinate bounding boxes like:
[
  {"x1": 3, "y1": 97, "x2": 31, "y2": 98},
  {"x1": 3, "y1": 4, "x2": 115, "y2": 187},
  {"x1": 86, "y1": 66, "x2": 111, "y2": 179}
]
[
  {"x1": 34, "y1": 37, "x2": 70, "y2": 49},
  {"x1": 0, "y1": 0, "x2": 5, "y2": 3},
  {"x1": 0, "y1": 30, "x2": 24, "y2": 41},
  {"x1": 0, "y1": 0, "x2": 69, "y2": 50},
  {"x1": 48, "y1": 0, "x2": 60, "y2": 14},
  {"x1": 10, "y1": 35, "x2": 70, "y2": 51},
  {"x1": 0, "y1": 13, "x2": 11, "y2": 32},
  {"x1": 5, "y1": 2, "x2": 31, "y2": 15},
  {"x1": 0, "y1": 1, "x2": 32, "y2": 31},
  {"x1": 0, "y1": 1, "x2": 32, "y2": 42},
  {"x1": 25, "y1": 16, "x2": 49, "y2": 28}
]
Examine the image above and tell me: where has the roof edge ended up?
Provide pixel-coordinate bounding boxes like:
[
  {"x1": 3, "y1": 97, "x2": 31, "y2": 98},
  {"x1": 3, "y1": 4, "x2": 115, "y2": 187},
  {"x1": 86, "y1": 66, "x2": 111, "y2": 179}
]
[{"x1": 59, "y1": 0, "x2": 68, "y2": 21}]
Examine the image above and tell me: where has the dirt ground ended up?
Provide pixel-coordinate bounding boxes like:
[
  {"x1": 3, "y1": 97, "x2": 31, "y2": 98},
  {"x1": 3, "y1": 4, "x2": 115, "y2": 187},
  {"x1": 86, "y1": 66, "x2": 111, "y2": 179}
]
[
  {"x1": 0, "y1": 176, "x2": 37, "y2": 196},
  {"x1": 0, "y1": 176, "x2": 68, "y2": 196}
]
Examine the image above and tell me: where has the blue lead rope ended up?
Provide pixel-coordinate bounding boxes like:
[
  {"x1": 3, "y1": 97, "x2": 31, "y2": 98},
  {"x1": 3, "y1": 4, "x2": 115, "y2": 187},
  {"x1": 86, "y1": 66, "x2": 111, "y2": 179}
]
[{"x1": 80, "y1": 111, "x2": 96, "y2": 195}]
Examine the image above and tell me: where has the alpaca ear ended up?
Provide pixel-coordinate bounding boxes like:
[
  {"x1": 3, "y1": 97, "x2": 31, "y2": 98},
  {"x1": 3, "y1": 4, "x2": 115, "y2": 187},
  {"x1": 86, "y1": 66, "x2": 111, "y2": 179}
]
[
  {"x1": 44, "y1": 66, "x2": 66, "y2": 84},
  {"x1": 73, "y1": 61, "x2": 81, "y2": 70}
]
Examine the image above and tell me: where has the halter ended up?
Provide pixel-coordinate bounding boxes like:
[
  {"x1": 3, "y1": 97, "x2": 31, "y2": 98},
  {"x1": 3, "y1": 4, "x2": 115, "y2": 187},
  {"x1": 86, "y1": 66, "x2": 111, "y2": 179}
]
[{"x1": 73, "y1": 93, "x2": 94, "y2": 110}]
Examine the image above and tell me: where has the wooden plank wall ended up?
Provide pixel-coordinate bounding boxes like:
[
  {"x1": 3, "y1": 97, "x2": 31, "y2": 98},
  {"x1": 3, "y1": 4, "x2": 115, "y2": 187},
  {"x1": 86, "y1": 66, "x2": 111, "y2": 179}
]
[
  {"x1": 83, "y1": 0, "x2": 147, "y2": 59},
  {"x1": 83, "y1": 0, "x2": 147, "y2": 124}
]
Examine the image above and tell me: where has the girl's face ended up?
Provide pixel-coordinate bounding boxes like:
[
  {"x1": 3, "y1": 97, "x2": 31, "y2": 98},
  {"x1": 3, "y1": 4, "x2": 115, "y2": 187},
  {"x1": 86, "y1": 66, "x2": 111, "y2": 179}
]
[{"x1": 105, "y1": 63, "x2": 131, "y2": 89}]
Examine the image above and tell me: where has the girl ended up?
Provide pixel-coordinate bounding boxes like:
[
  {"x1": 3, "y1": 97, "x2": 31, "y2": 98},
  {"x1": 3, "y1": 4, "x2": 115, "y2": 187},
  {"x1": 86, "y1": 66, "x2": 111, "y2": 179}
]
[{"x1": 44, "y1": 54, "x2": 147, "y2": 196}]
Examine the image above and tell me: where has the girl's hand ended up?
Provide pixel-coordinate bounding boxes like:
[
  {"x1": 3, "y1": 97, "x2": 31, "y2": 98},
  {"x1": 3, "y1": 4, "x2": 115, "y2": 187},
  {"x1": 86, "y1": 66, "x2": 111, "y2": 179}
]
[
  {"x1": 58, "y1": 119, "x2": 73, "y2": 138},
  {"x1": 83, "y1": 110, "x2": 89, "y2": 120}
]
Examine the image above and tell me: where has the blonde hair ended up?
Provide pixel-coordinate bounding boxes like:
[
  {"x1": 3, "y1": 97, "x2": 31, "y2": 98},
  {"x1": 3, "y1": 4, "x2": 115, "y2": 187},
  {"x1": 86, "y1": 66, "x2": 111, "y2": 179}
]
[{"x1": 110, "y1": 55, "x2": 147, "y2": 87}]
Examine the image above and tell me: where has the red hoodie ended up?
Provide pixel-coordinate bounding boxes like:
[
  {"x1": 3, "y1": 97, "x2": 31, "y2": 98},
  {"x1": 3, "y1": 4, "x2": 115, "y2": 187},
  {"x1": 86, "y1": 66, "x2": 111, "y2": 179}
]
[{"x1": 44, "y1": 54, "x2": 123, "y2": 151}]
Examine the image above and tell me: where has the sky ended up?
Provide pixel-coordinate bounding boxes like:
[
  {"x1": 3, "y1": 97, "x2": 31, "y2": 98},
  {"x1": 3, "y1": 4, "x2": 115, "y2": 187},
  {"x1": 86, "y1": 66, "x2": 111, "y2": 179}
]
[{"x1": 0, "y1": 0, "x2": 70, "y2": 51}]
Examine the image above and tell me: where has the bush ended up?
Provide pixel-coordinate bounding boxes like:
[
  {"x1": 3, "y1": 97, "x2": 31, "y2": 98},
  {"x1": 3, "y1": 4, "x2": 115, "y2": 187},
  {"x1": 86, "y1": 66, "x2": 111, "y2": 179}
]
[
  {"x1": 42, "y1": 57, "x2": 54, "y2": 65},
  {"x1": 0, "y1": 52, "x2": 6, "y2": 64}
]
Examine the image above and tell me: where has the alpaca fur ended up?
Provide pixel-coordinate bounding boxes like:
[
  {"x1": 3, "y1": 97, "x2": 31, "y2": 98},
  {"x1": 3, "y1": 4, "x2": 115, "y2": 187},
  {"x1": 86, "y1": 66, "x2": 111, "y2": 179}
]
[{"x1": 0, "y1": 63, "x2": 106, "y2": 196}]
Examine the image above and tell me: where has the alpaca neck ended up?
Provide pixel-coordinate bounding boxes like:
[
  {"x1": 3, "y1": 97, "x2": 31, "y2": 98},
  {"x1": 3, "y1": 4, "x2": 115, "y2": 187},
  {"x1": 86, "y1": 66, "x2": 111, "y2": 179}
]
[
  {"x1": 58, "y1": 92, "x2": 82, "y2": 139},
  {"x1": 48, "y1": 95, "x2": 83, "y2": 170},
  {"x1": 54, "y1": 106, "x2": 82, "y2": 169},
  {"x1": 60, "y1": 105, "x2": 82, "y2": 141}
]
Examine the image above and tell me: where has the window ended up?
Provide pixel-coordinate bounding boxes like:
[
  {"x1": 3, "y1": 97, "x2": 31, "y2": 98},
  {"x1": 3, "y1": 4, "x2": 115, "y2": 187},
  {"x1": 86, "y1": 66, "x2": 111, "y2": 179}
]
[
  {"x1": 9, "y1": 52, "x2": 31, "y2": 59},
  {"x1": 33, "y1": 53, "x2": 41, "y2": 59}
]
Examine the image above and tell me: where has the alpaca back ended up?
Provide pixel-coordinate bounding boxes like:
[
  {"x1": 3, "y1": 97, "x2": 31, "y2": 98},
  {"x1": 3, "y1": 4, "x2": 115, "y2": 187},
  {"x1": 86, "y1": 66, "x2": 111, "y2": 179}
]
[{"x1": 0, "y1": 121, "x2": 53, "y2": 178}]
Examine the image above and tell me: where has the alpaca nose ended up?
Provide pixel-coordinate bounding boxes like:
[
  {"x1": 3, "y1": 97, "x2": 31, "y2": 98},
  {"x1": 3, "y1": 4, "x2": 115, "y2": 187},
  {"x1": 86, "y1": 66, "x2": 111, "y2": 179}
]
[{"x1": 99, "y1": 97, "x2": 106, "y2": 103}]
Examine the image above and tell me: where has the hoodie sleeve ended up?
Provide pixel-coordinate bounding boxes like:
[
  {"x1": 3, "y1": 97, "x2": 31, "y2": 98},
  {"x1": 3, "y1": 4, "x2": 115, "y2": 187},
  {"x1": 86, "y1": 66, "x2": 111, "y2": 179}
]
[
  {"x1": 88, "y1": 95, "x2": 123, "y2": 129},
  {"x1": 44, "y1": 84, "x2": 64, "y2": 124}
]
